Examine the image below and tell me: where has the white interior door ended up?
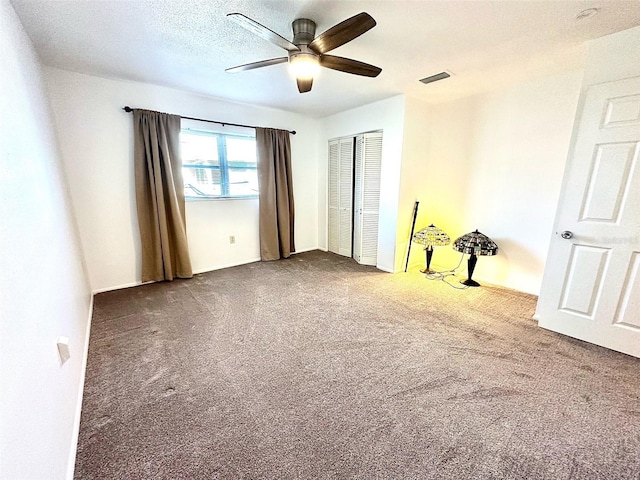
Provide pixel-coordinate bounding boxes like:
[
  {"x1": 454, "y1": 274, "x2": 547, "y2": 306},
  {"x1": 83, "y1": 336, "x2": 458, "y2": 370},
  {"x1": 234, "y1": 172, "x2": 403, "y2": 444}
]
[
  {"x1": 537, "y1": 76, "x2": 640, "y2": 358},
  {"x1": 328, "y1": 138, "x2": 353, "y2": 257},
  {"x1": 353, "y1": 132, "x2": 382, "y2": 266}
]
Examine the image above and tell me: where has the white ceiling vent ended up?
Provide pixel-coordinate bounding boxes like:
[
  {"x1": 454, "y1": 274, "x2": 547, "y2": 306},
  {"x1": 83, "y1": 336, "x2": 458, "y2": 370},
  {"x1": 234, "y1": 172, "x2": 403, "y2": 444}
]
[{"x1": 419, "y1": 71, "x2": 452, "y2": 85}]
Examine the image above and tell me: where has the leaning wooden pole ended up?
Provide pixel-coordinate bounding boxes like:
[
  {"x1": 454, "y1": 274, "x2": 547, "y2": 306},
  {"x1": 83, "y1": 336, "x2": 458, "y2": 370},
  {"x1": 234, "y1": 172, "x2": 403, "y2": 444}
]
[{"x1": 404, "y1": 201, "x2": 420, "y2": 272}]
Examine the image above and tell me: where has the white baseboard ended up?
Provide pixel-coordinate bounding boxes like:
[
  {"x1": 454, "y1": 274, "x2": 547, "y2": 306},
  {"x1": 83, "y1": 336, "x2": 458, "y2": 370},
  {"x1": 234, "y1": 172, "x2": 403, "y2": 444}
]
[
  {"x1": 92, "y1": 280, "x2": 143, "y2": 295},
  {"x1": 293, "y1": 247, "x2": 319, "y2": 254},
  {"x1": 194, "y1": 249, "x2": 322, "y2": 275},
  {"x1": 193, "y1": 257, "x2": 261, "y2": 275},
  {"x1": 376, "y1": 264, "x2": 395, "y2": 273},
  {"x1": 66, "y1": 294, "x2": 94, "y2": 480},
  {"x1": 94, "y1": 249, "x2": 324, "y2": 293}
]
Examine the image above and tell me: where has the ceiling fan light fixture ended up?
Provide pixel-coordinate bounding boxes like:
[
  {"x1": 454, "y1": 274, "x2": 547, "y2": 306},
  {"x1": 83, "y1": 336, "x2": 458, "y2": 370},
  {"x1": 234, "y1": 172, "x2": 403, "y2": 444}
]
[{"x1": 289, "y1": 52, "x2": 320, "y2": 78}]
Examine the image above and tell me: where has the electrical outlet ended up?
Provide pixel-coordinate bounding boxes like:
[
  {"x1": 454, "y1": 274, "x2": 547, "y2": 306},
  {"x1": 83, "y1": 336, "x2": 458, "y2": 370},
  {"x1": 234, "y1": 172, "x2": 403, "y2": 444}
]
[{"x1": 229, "y1": 235, "x2": 236, "y2": 244}]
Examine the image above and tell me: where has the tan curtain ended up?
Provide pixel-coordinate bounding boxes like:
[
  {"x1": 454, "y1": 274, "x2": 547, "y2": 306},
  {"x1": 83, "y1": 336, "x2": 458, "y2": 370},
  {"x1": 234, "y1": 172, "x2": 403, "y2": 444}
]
[
  {"x1": 256, "y1": 127, "x2": 295, "y2": 260},
  {"x1": 133, "y1": 109, "x2": 192, "y2": 282}
]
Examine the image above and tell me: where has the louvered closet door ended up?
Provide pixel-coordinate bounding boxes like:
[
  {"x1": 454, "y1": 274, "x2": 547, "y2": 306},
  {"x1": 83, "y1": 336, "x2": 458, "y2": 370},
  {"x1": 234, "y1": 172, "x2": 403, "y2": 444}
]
[
  {"x1": 328, "y1": 138, "x2": 354, "y2": 257},
  {"x1": 353, "y1": 132, "x2": 382, "y2": 266},
  {"x1": 328, "y1": 140, "x2": 340, "y2": 254},
  {"x1": 353, "y1": 136, "x2": 364, "y2": 262}
]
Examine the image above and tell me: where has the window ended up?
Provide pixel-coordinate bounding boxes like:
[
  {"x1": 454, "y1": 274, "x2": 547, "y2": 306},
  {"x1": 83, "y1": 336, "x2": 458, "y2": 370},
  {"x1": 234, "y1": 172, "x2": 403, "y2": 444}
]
[{"x1": 180, "y1": 129, "x2": 258, "y2": 199}]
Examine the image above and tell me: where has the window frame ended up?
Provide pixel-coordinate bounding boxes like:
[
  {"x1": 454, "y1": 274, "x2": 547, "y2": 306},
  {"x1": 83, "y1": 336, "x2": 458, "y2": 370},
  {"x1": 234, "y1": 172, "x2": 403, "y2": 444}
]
[{"x1": 180, "y1": 127, "x2": 258, "y2": 201}]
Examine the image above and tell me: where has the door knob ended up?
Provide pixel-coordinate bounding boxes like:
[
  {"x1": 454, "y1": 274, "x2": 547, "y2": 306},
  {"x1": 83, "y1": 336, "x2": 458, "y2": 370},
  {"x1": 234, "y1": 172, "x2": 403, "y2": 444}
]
[{"x1": 560, "y1": 231, "x2": 573, "y2": 239}]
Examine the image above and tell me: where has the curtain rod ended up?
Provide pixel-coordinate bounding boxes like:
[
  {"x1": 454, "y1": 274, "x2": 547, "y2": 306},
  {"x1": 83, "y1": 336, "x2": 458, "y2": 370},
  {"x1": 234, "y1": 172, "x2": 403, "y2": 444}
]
[{"x1": 122, "y1": 106, "x2": 296, "y2": 135}]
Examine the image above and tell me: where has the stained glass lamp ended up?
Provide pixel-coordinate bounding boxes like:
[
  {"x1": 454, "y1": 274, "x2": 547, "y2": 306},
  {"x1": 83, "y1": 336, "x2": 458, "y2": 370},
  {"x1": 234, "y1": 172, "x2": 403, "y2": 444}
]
[
  {"x1": 412, "y1": 224, "x2": 451, "y2": 274},
  {"x1": 453, "y1": 230, "x2": 498, "y2": 287}
]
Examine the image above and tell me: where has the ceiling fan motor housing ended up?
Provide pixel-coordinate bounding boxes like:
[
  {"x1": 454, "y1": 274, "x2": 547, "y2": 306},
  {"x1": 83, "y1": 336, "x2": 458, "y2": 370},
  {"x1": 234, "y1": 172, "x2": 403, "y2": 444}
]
[
  {"x1": 292, "y1": 18, "x2": 316, "y2": 45},
  {"x1": 289, "y1": 18, "x2": 319, "y2": 73}
]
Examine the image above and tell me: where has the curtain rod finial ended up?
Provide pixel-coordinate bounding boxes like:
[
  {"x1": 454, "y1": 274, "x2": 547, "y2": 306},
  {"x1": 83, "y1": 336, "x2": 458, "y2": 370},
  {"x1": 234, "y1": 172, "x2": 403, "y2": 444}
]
[
  {"x1": 123, "y1": 106, "x2": 133, "y2": 113},
  {"x1": 291, "y1": 131, "x2": 296, "y2": 135}
]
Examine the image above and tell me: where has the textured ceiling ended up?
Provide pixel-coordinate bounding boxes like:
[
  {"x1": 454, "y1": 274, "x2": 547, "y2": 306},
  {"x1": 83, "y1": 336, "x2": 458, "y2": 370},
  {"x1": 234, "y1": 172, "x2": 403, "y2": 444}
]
[{"x1": 10, "y1": 0, "x2": 640, "y2": 118}]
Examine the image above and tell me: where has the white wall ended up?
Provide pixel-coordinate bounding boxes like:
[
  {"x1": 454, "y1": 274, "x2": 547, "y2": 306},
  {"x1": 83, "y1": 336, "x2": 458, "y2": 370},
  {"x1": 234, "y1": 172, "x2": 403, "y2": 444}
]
[
  {"x1": 319, "y1": 95, "x2": 406, "y2": 272},
  {"x1": 44, "y1": 69, "x2": 321, "y2": 292},
  {"x1": 401, "y1": 71, "x2": 583, "y2": 294},
  {"x1": 463, "y1": 71, "x2": 583, "y2": 294},
  {"x1": 396, "y1": 96, "x2": 455, "y2": 273},
  {"x1": 581, "y1": 25, "x2": 640, "y2": 87},
  {"x1": 0, "y1": 2, "x2": 92, "y2": 479},
  {"x1": 399, "y1": 95, "x2": 480, "y2": 276}
]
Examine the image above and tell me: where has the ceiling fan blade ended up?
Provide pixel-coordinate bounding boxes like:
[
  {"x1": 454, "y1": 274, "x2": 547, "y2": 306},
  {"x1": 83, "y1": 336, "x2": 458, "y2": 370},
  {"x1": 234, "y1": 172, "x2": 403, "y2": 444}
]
[
  {"x1": 319, "y1": 55, "x2": 381, "y2": 77},
  {"x1": 227, "y1": 13, "x2": 300, "y2": 52},
  {"x1": 297, "y1": 77, "x2": 313, "y2": 93},
  {"x1": 308, "y1": 12, "x2": 376, "y2": 54},
  {"x1": 226, "y1": 57, "x2": 288, "y2": 73}
]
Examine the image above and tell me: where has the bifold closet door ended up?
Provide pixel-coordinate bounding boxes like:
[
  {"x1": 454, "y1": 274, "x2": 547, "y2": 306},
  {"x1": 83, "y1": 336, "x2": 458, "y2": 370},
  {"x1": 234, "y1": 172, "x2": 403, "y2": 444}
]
[
  {"x1": 328, "y1": 137, "x2": 354, "y2": 257},
  {"x1": 353, "y1": 132, "x2": 382, "y2": 266}
]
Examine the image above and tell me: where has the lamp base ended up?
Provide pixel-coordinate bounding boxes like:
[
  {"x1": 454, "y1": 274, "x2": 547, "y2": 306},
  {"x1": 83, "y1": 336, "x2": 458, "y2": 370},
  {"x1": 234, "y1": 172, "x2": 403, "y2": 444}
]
[
  {"x1": 461, "y1": 278, "x2": 481, "y2": 287},
  {"x1": 421, "y1": 268, "x2": 436, "y2": 274}
]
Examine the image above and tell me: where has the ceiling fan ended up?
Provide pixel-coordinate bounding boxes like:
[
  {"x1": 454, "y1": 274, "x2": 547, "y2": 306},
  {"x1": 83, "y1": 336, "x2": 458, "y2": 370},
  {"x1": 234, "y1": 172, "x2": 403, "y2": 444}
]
[{"x1": 225, "y1": 12, "x2": 382, "y2": 93}]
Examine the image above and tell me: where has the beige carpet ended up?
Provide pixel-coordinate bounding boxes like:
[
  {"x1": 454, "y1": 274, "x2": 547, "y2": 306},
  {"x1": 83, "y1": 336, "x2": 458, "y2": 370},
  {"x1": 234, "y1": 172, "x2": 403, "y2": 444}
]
[{"x1": 75, "y1": 250, "x2": 640, "y2": 479}]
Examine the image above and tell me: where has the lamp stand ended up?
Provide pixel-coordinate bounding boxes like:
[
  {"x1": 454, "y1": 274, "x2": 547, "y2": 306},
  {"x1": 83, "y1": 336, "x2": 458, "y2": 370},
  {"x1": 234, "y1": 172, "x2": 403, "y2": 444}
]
[
  {"x1": 461, "y1": 253, "x2": 481, "y2": 287},
  {"x1": 421, "y1": 245, "x2": 434, "y2": 274}
]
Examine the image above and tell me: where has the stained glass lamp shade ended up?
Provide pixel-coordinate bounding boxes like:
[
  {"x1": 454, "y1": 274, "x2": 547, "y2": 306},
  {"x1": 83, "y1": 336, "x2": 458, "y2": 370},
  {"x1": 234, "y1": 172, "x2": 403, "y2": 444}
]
[
  {"x1": 453, "y1": 230, "x2": 498, "y2": 287},
  {"x1": 412, "y1": 224, "x2": 451, "y2": 274}
]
